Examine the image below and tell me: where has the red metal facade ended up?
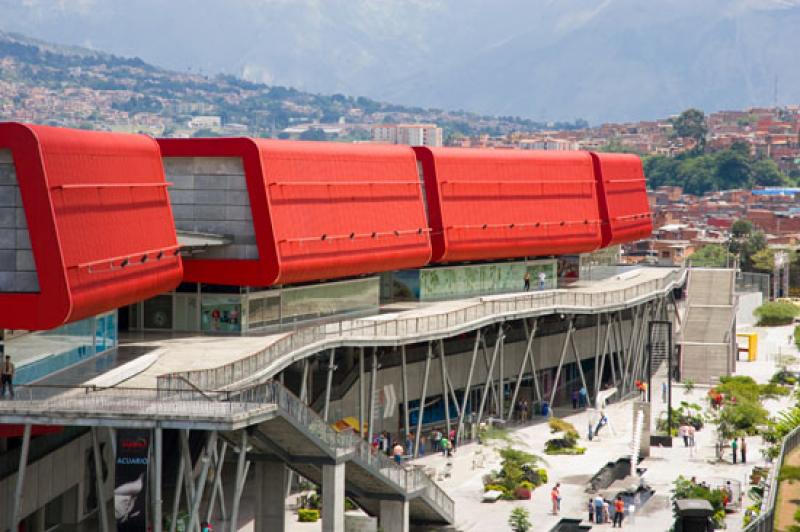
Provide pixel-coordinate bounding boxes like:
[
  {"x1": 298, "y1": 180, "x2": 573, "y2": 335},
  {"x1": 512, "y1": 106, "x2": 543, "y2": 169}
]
[
  {"x1": 414, "y1": 147, "x2": 604, "y2": 263},
  {"x1": 158, "y1": 138, "x2": 432, "y2": 286},
  {"x1": 0, "y1": 123, "x2": 183, "y2": 330},
  {"x1": 591, "y1": 153, "x2": 653, "y2": 247}
]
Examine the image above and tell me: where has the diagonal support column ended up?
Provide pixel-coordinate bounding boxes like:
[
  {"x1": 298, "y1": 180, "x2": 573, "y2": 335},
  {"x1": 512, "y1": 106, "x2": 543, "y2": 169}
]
[
  {"x1": 180, "y1": 430, "x2": 199, "y2": 532},
  {"x1": 508, "y1": 318, "x2": 538, "y2": 421},
  {"x1": 570, "y1": 326, "x2": 589, "y2": 398},
  {"x1": 439, "y1": 339, "x2": 451, "y2": 438},
  {"x1": 456, "y1": 329, "x2": 481, "y2": 445},
  {"x1": 205, "y1": 440, "x2": 227, "y2": 525},
  {"x1": 323, "y1": 348, "x2": 336, "y2": 422},
  {"x1": 413, "y1": 343, "x2": 434, "y2": 458},
  {"x1": 10, "y1": 424, "x2": 32, "y2": 532},
  {"x1": 229, "y1": 430, "x2": 249, "y2": 532},
  {"x1": 549, "y1": 317, "x2": 574, "y2": 408},
  {"x1": 154, "y1": 427, "x2": 164, "y2": 532},
  {"x1": 368, "y1": 347, "x2": 378, "y2": 447},
  {"x1": 187, "y1": 431, "x2": 218, "y2": 532},
  {"x1": 91, "y1": 427, "x2": 110, "y2": 532},
  {"x1": 595, "y1": 315, "x2": 613, "y2": 402},
  {"x1": 358, "y1": 347, "x2": 365, "y2": 438},
  {"x1": 477, "y1": 326, "x2": 503, "y2": 425}
]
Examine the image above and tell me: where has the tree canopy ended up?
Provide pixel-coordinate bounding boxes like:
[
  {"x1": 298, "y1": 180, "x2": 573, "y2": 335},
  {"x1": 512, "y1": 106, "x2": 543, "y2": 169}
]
[
  {"x1": 688, "y1": 244, "x2": 731, "y2": 268},
  {"x1": 672, "y1": 108, "x2": 708, "y2": 152}
]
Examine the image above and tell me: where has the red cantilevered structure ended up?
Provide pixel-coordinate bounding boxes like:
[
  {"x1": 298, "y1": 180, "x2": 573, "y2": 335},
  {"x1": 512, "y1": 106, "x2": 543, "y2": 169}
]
[
  {"x1": 158, "y1": 138, "x2": 432, "y2": 286},
  {"x1": 591, "y1": 153, "x2": 653, "y2": 247},
  {"x1": 414, "y1": 147, "x2": 604, "y2": 263},
  {"x1": 0, "y1": 123, "x2": 183, "y2": 330}
]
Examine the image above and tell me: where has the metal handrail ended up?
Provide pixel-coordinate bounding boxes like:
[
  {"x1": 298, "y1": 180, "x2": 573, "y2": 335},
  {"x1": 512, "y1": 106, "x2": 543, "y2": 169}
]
[
  {"x1": 743, "y1": 424, "x2": 800, "y2": 531},
  {"x1": 158, "y1": 267, "x2": 687, "y2": 393}
]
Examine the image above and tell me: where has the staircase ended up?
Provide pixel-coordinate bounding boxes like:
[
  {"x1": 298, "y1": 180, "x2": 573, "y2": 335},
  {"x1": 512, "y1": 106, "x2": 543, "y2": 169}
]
[{"x1": 679, "y1": 269, "x2": 737, "y2": 384}]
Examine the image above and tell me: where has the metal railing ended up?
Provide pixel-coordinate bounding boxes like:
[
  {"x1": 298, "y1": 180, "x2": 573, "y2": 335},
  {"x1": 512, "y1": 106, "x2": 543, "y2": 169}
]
[
  {"x1": 158, "y1": 268, "x2": 686, "y2": 393},
  {"x1": 0, "y1": 381, "x2": 455, "y2": 522},
  {"x1": 744, "y1": 424, "x2": 800, "y2": 532}
]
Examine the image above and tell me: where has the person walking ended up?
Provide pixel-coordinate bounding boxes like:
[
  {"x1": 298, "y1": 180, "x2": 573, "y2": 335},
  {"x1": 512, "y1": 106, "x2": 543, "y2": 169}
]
[
  {"x1": 594, "y1": 495, "x2": 605, "y2": 523},
  {"x1": 1, "y1": 355, "x2": 14, "y2": 399},
  {"x1": 688, "y1": 425, "x2": 696, "y2": 447},
  {"x1": 579, "y1": 386, "x2": 587, "y2": 408},
  {"x1": 572, "y1": 389, "x2": 579, "y2": 409},
  {"x1": 419, "y1": 435, "x2": 426, "y2": 456},
  {"x1": 603, "y1": 500, "x2": 611, "y2": 524},
  {"x1": 662, "y1": 381, "x2": 667, "y2": 403},
  {"x1": 441, "y1": 434, "x2": 450, "y2": 457},
  {"x1": 741, "y1": 437, "x2": 747, "y2": 464},
  {"x1": 551, "y1": 483, "x2": 561, "y2": 515},
  {"x1": 524, "y1": 271, "x2": 531, "y2": 291},
  {"x1": 731, "y1": 438, "x2": 738, "y2": 464},
  {"x1": 612, "y1": 496, "x2": 625, "y2": 527},
  {"x1": 432, "y1": 429, "x2": 441, "y2": 453},
  {"x1": 679, "y1": 424, "x2": 688, "y2": 447},
  {"x1": 538, "y1": 271, "x2": 547, "y2": 290},
  {"x1": 392, "y1": 442, "x2": 404, "y2": 464},
  {"x1": 587, "y1": 499, "x2": 595, "y2": 523}
]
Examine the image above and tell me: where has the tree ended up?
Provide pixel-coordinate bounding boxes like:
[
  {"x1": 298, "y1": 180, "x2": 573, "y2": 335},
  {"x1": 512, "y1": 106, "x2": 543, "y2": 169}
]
[
  {"x1": 714, "y1": 149, "x2": 753, "y2": 189},
  {"x1": 688, "y1": 244, "x2": 731, "y2": 267},
  {"x1": 508, "y1": 507, "x2": 532, "y2": 532},
  {"x1": 752, "y1": 158, "x2": 790, "y2": 187},
  {"x1": 751, "y1": 248, "x2": 776, "y2": 273},
  {"x1": 673, "y1": 108, "x2": 708, "y2": 153},
  {"x1": 731, "y1": 219, "x2": 754, "y2": 238}
]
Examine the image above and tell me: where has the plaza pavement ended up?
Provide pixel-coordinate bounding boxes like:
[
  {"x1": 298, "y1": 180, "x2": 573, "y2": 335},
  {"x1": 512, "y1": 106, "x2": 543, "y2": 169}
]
[{"x1": 273, "y1": 323, "x2": 796, "y2": 532}]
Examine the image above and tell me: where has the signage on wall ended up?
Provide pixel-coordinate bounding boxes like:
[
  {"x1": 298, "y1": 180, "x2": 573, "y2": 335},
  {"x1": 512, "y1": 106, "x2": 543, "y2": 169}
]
[{"x1": 114, "y1": 429, "x2": 150, "y2": 531}]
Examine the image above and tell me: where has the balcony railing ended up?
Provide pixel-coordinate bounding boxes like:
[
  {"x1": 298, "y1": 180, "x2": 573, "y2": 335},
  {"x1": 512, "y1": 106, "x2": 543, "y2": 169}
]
[{"x1": 158, "y1": 267, "x2": 686, "y2": 394}]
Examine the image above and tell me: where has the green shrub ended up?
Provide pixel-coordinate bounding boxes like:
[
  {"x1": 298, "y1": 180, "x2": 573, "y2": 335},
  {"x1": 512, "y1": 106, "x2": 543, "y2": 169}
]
[
  {"x1": 544, "y1": 445, "x2": 586, "y2": 455},
  {"x1": 672, "y1": 475, "x2": 726, "y2": 528},
  {"x1": 536, "y1": 468, "x2": 548, "y2": 484},
  {"x1": 759, "y1": 383, "x2": 790, "y2": 398},
  {"x1": 484, "y1": 483, "x2": 507, "y2": 493},
  {"x1": 298, "y1": 509, "x2": 320, "y2": 522},
  {"x1": 754, "y1": 301, "x2": 800, "y2": 326},
  {"x1": 549, "y1": 417, "x2": 579, "y2": 442},
  {"x1": 508, "y1": 506, "x2": 532, "y2": 532},
  {"x1": 519, "y1": 480, "x2": 534, "y2": 490}
]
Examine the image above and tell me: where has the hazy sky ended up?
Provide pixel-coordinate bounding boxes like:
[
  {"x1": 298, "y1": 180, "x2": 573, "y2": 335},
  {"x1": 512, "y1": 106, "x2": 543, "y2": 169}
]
[{"x1": 3, "y1": 0, "x2": 800, "y2": 123}]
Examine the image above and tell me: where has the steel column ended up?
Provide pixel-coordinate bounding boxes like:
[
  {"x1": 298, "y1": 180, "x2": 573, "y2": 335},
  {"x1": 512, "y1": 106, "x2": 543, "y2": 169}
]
[
  {"x1": 595, "y1": 315, "x2": 613, "y2": 402},
  {"x1": 358, "y1": 347, "x2": 365, "y2": 438},
  {"x1": 456, "y1": 329, "x2": 481, "y2": 445},
  {"x1": 169, "y1": 452, "x2": 185, "y2": 532},
  {"x1": 526, "y1": 320, "x2": 543, "y2": 405},
  {"x1": 439, "y1": 339, "x2": 451, "y2": 437},
  {"x1": 205, "y1": 440, "x2": 227, "y2": 525},
  {"x1": 401, "y1": 345, "x2": 410, "y2": 442},
  {"x1": 187, "y1": 431, "x2": 217, "y2": 532},
  {"x1": 90, "y1": 427, "x2": 110, "y2": 532},
  {"x1": 570, "y1": 327, "x2": 589, "y2": 398},
  {"x1": 10, "y1": 424, "x2": 32, "y2": 531},
  {"x1": 154, "y1": 427, "x2": 163, "y2": 532},
  {"x1": 323, "y1": 348, "x2": 336, "y2": 422},
  {"x1": 368, "y1": 347, "x2": 378, "y2": 446},
  {"x1": 413, "y1": 344, "x2": 434, "y2": 458},
  {"x1": 180, "y1": 430, "x2": 199, "y2": 532},
  {"x1": 477, "y1": 326, "x2": 503, "y2": 425},
  {"x1": 549, "y1": 318, "x2": 574, "y2": 408},
  {"x1": 229, "y1": 430, "x2": 248, "y2": 532},
  {"x1": 480, "y1": 335, "x2": 499, "y2": 412},
  {"x1": 508, "y1": 318, "x2": 538, "y2": 421}
]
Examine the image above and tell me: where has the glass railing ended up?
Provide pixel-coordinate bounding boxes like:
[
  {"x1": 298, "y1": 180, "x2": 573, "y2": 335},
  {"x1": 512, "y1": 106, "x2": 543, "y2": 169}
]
[{"x1": 158, "y1": 268, "x2": 686, "y2": 394}]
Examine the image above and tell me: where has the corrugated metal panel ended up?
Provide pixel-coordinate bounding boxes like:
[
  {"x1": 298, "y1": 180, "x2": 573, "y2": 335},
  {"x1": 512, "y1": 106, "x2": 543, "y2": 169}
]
[
  {"x1": 415, "y1": 147, "x2": 603, "y2": 263},
  {"x1": 591, "y1": 153, "x2": 653, "y2": 246},
  {"x1": 158, "y1": 138, "x2": 432, "y2": 286},
  {"x1": 259, "y1": 140, "x2": 431, "y2": 284},
  {"x1": 0, "y1": 123, "x2": 182, "y2": 330}
]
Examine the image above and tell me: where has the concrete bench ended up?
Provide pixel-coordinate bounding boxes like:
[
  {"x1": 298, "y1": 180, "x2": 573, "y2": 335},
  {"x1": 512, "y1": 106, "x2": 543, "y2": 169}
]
[{"x1": 482, "y1": 490, "x2": 503, "y2": 503}]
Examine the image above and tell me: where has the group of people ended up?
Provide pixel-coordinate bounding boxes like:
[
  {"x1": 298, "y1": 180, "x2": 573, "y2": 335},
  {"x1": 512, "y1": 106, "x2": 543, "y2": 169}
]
[
  {"x1": 523, "y1": 270, "x2": 548, "y2": 291},
  {"x1": 588, "y1": 495, "x2": 628, "y2": 527},
  {"x1": 430, "y1": 428, "x2": 457, "y2": 457},
  {"x1": 513, "y1": 398, "x2": 531, "y2": 422},
  {"x1": 678, "y1": 423, "x2": 697, "y2": 456},
  {"x1": 571, "y1": 386, "x2": 588, "y2": 409}
]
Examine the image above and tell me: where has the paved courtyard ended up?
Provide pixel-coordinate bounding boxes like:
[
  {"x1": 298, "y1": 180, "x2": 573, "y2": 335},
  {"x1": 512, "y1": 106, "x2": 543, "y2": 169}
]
[{"x1": 270, "y1": 323, "x2": 796, "y2": 531}]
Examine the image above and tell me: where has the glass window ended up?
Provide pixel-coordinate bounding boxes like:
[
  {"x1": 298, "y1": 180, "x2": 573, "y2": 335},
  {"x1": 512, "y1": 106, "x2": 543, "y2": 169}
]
[
  {"x1": 143, "y1": 295, "x2": 173, "y2": 330},
  {"x1": 247, "y1": 294, "x2": 280, "y2": 330},
  {"x1": 201, "y1": 294, "x2": 242, "y2": 333},
  {"x1": 281, "y1": 278, "x2": 379, "y2": 323}
]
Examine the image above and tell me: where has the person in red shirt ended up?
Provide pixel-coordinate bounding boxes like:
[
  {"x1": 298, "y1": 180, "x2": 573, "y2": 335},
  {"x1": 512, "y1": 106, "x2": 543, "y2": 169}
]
[
  {"x1": 612, "y1": 496, "x2": 625, "y2": 527},
  {"x1": 551, "y1": 483, "x2": 561, "y2": 515}
]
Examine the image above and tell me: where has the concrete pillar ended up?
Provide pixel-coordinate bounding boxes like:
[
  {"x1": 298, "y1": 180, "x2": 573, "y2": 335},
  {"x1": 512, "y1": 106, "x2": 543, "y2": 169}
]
[
  {"x1": 379, "y1": 500, "x2": 409, "y2": 532},
  {"x1": 322, "y1": 463, "x2": 345, "y2": 532},
  {"x1": 255, "y1": 461, "x2": 288, "y2": 532}
]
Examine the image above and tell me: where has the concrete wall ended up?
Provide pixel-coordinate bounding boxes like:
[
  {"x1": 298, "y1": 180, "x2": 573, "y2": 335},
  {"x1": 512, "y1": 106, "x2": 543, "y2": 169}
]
[
  {"x1": 0, "y1": 430, "x2": 113, "y2": 529},
  {"x1": 736, "y1": 291, "x2": 762, "y2": 326},
  {"x1": 164, "y1": 157, "x2": 258, "y2": 260},
  {"x1": 332, "y1": 317, "x2": 636, "y2": 432},
  {"x1": 0, "y1": 149, "x2": 38, "y2": 292}
]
